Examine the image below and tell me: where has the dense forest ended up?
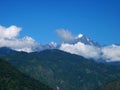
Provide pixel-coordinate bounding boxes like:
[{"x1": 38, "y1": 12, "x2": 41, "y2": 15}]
[{"x1": 0, "y1": 58, "x2": 53, "y2": 90}]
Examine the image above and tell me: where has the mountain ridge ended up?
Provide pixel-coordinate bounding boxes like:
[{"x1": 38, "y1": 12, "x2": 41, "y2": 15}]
[{"x1": 1, "y1": 48, "x2": 120, "y2": 90}]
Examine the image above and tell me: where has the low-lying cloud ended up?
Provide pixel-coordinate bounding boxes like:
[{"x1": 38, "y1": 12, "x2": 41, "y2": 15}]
[
  {"x1": 102, "y1": 45, "x2": 120, "y2": 62},
  {"x1": 0, "y1": 25, "x2": 40, "y2": 52},
  {"x1": 60, "y1": 42, "x2": 120, "y2": 62},
  {"x1": 60, "y1": 42, "x2": 101, "y2": 59},
  {"x1": 58, "y1": 29, "x2": 120, "y2": 62}
]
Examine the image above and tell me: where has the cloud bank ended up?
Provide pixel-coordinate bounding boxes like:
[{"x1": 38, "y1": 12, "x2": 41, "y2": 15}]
[
  {"x1": 102, "y1": 45, "x2": 120, "y2": 62},
  {"x1": 0, "y1": 25, "x2": 40, "y2": 52},
  {"x1": 60, "y1": 42, "x2": 101, "y2": 59},
  {"x1": 58, "y1": 29, "x2": 120, "y2": 62}
]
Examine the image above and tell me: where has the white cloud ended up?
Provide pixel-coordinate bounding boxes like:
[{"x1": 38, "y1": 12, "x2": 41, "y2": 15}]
[
  {"x1": 60, "y1": 42, "x2": 120, "y2": 62},
  {"x1": 102, "y1": 45, "x2": 120, "y2": 62},
  {"x1": 60, "y1": 42, "x2": 101, "y2": 59},
  {"x1": 0, "y1": 25, "x2": 40, "y2": 52},
  {"x1": 56, "y1": 29, "x2": 74, "y2": 43},
  {"x1": 0, "y1": 25, "x2": 21, "y2": 39}
]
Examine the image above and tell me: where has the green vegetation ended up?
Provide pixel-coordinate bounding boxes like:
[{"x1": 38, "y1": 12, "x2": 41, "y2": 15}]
[
  {"x1": 98, "y1": 80, "x2": 120, "y2": 90},
  {"x1": 0, "y1": 58, "x2": 53, "y2": 90},
  {"x1": 0, "y1": 48, "x2": 120, "y2": 90}
]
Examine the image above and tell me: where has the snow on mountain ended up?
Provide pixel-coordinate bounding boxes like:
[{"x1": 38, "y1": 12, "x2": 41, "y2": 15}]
[
  {"x1": 41, "y1": 42, "x2": 58, "y2": 50},
  {"x1": 77, "y1": 34, "x2": 83, "y2": 38},
  {"x1": 57, "y1": 33, "x2": 100, "y2": 47},
  {"x1": 74, "y1": 34, "x2": 99, "y2": 46},
  {"x1": 41, "y1": 34, "x2": 100, "y2": 50}
]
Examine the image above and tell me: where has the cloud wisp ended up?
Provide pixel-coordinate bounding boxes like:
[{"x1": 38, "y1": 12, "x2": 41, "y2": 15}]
[
  {"x1": 56, "y1": 29, "x2": 74, "y2": 43},
  {"x1": 0, "y1": 25, "x2": 40, "y2": 52}
]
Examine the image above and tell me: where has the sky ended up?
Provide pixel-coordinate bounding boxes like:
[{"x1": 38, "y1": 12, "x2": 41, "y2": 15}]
[{"x1": 0, "y1": 0, "x2": 120, "y2": 45}]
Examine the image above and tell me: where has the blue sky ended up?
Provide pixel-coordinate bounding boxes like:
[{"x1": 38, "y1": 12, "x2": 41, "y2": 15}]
[{"x1": 0, "y1": 0, "x2": 120, "y2": 45}]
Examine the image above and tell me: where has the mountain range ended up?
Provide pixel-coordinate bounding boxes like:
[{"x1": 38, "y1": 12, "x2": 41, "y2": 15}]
[
  {"x1": 0, "y1": 33, "x2": 120, "y2": 90},
  {"x1": 0, "y1": 47, "x2": 120, "y2": 90},
  {"x1": 33, "y1": 34, "x2": 120, "y2": 63},
  {"x1": 1, "y1": 32, "x2": 120, "y2": 62},
  {"x1": 42, "y1": 33, "x2": 100, "y2": 49}
]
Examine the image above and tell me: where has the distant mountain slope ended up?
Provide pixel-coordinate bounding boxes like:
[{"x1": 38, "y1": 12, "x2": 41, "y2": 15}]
[
  {"x1": 0, "y1": 47, "x2": 17, "y2": 55},
  {"x1": 0, "y1": 48, "x2": 120, "y2": 90},
  {"x1": 98, "y1": 80, "x2": 120, "y2": 90},
  {"x1": 0, "y1": 58, "x2": 53, "y2": 90}
]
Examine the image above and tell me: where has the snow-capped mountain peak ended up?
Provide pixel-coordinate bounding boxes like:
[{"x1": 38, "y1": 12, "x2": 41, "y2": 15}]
[
  {"x1": 48, "y1": 42, "x2": 57, "y2": 48},
  {"x1": 70, "y1": 34, "x2": 99, "y2": 46},
  {"x1": 77, "y1": 34, "x2": 83, "y2": 38},
  {"x1": 41, "y1": 42, "x2": 58, "y2": 50}
]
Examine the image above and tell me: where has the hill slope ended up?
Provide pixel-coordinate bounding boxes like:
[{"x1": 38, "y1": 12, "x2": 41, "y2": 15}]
[
  {"x1": 98, "y1": 80, "x2": 120, "y2": 90},
  {"x1": 0, "y1": 49, "x2": 120, "y2": 90},
  {"x1": 0, "y1": 58, "x2": 53, "y2": 90}
]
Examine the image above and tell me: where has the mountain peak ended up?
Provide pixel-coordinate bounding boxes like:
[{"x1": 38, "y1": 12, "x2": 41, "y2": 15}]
[
  {"x1": 77, "y1": 34, "x2": 83, "y2": 38},
  {"x1": 70, "y1": 34, "x2": 99, "y2": 46},
  {"x1": 48, "y1": 42, "x2": 57, "y2": 48}
]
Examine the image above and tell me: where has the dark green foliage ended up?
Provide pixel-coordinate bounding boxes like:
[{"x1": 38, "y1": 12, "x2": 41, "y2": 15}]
[
  {"x1": 1, "y1": 49, "x2": 120, "y2": 90},
  {"x1": 0, "y1": 58, "x2": 53, "y2": 90},
  {"x1": 98, "y1": 80, "x2": 120, "y2": 90}
]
